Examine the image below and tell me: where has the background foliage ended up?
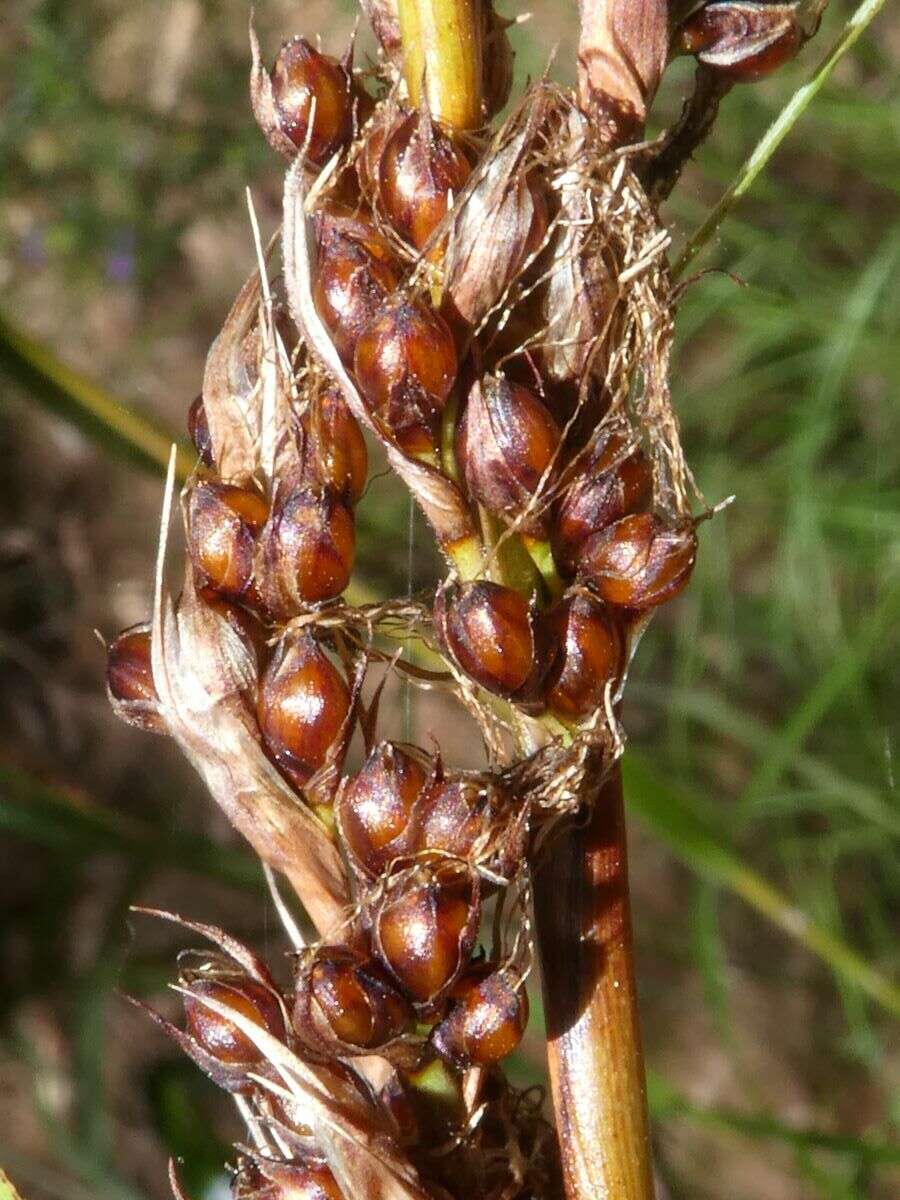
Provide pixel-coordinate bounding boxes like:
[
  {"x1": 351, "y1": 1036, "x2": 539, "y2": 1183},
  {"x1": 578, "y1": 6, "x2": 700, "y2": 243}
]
[{"x1": 0, "y1": 2, "x2": 897, "y2": 1198}]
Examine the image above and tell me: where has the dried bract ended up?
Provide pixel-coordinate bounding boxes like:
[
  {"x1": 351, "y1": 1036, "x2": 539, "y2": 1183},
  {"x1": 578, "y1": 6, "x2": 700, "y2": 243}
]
[
  {"x1": 576, "y1": 0, "x2": 668, "y2": 143},
  {"x1": 444, "y1": 129, "x2": 548, "y2": 326}
]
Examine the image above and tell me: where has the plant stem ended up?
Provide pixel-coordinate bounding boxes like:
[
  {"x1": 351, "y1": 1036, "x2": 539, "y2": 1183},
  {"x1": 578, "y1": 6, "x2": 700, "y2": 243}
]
[
  {"x1": 396, "y1": 0, "x2": 483, "y2": 129},
  {"x1": 674, "y1": 0, "x2": 889, "y2": 275},
  {"x1": 534, "y1": 764, "x2": 655, "y2": 1200}
]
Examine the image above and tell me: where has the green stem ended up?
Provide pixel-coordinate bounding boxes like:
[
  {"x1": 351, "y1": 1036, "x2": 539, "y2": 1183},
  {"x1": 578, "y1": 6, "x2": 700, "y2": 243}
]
[
  {"x1": 0, "y1": 310, "x2": 196, "y2": 481},
  {"x1": 674, "y1": 0, "x2": 889, "y2": 276},
  {"x1": 396, "y1": 0, "x2": 483, "y2": 129}
]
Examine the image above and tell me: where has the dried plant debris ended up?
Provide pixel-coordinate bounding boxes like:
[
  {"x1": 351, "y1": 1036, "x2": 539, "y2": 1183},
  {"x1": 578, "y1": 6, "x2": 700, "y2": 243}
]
[{"x1": 103, "y1": 1, "x2": 817, "y2": 1196}]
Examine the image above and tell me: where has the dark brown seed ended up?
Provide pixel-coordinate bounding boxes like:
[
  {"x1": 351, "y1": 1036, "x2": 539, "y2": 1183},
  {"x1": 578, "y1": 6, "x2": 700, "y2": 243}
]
[
  {"x1": 106, "y1": 623, "x2": 165, "y2": 733},
  {"x1": 553, "y1": 429, "x2": 653, "y2": 574},
  {"x1": 312, "y1": 212, "x2": 402, "y2": 365},
  {"x1": 187, "y1": 481, "x2": 269, "y2": 601},
  {"x1": 677, "y1": 2, "x2": 801, "y2": 82},
  {"x1": 377, "y1": 110, "x2": 471, "y2": 251},
  {"x1": 270, "y1": 37, "x2": 352, "y2": 163},
  {"x1": 304, "y1": 386, "x2": 368, "y2": 504},
  {"x1": 378, "y1": 1073, "x2": 420, "y2": 1147},
  {"x1": 243, "y1": 1156, "x2": 342, "y2": 1200},
  {"x1": 374, "y1": 862, "x2": 480, "y2": 1004},
  {"x1": 264, "y1": 488, "x2": 355, "y2": 609},
  {"x1": 431, "y1": 963, "x2": 528, "y2": 1068},
  {"x1": 257, "y1": 635, "x2": 351, "y2": 790},
  {"x1": 353, "y1": 295, "x2": 457, "y2": 457},
  {"x1": 182, "y1": 977, "x2": 285, "y2": 1066},
  {"x1": 187, "y1": 394, "x2": 214, "y2": 467},
  {"x1": 410, "y1": 777, "x2": 488, "y2": 862},
  {"x1": 457, "y1": 377, "x2": 561, "y2": 537},
  {"x1": 577, "y1": 513, "x2": 698, "y2": 609},
  {"x1": 439, "y1": 581, "x2": 539, "y2": 698},
  {"x1": 541, "y1": 593, "x2": 625, "y2": 720},
  {"x1": 335, "y1": 742, "x2": 427, "y2": 878},
  {"x1": 295, "y1": 945, "x2": 414, "y2": 1050}
]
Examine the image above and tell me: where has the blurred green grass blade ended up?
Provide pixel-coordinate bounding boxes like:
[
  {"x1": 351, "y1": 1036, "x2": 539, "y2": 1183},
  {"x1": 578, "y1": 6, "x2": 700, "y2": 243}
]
[
  {"x1": 0, "y1": 312, "x2": 384, "y2": 608},
  {"x1": 646, "y1": 1072, "x2": 900, "y2": 1163},
  {"x1": 0, "y1": 1172, "x2": 26, "y2": 1200},
  {"x1": 0, "y1": 765, "x2": 260, "y2": 889},
  {"x1": 0, "y1": 310, "x2": 195, "y2": 481},
  {"x1": 675, "y1": 0, "x2": 891, "y2": 274},
  {"x1": 622, "y1": 754, "x2": 900, "y2": 1019},
  {"x1": 741, "y1": 579, "x2": 900, "y2": 808},
  {"x1": 632, "y1": 683, "x2": 900, "y2": 837}
]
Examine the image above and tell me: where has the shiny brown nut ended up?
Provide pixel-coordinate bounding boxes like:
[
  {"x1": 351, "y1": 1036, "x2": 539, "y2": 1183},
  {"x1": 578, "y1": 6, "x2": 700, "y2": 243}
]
[
  {"x1": 438, "y1": 581, "x2": 546, "y2": 699},
  {"x1": 353, "y1": 295, "x2": 457, "y2": 458},
  {"x1": 553, "y1": 429, "x2": 653, "y2": 574},
  {"x1": 377, "y1": 110, "x2": 471, "y2": 251},
  {"x1": 410, "y1": 776, "x2": 489, "y2": 863},
  {"x1": 187, "y1": 394, "x2": 214, "y2": 468},
  {"x1": 677, "y1": 2, "x2": 802, "y2": 82},
  {"x1": 257, "y1": 635, "x2": 351, "y2": 790},
  {"x1": 187, "y1": 481, "x2": 269, "y2": 601},
  {"x1": 541, "y1": 592, "x2": 625, "y2": 720},
  {"x1": 431, "y1": 963, "x2": 528, "y2": 1068},
  {"x1": 270, "y1": 37, "x2": 353, "y2": 162},
  {"x1": 106, "y1": 623, "x2": 165, "y2": 733},
  {"x1": 262, "y1": 488, "x2": 355, "y2": 611},
  {"x1": 457, "y1": 376, "x2": 561, "y2": 538},
  {"x1": 241, "y1": 1156, "x2": 342, "y2": 1200},
  {"x1": 303, "y1": 385, "x2": 368, "y2": 505},
  {"x1": 335, "y1": 742, "x2": 427, "y2": 878},
  {"x1": 182, "y1": 977, "x2": 285, "y2": 1067},
  {"x1": 294, "y1": 944, "x2": 414, "y2": 1051},
  {"x1": 374, "y1": 861, "x2": 480, "y2": 1005},
  {"x1": 577, "y1": 513, "x2": 698, "y2": 609},
  {"x1": 312, "y1": 212, "x2": 402, "y2": 365}
]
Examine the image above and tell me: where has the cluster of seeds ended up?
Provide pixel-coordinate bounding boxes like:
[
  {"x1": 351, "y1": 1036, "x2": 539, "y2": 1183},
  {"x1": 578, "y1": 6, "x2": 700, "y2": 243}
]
[{"x1": 106, "y1": 2, "x2": 809, "y2": 1196}]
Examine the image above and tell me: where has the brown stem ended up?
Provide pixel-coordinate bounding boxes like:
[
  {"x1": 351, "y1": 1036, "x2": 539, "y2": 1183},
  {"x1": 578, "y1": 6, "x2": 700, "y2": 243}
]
[
  {"x1": 642, "y1": 64, "x2": 734, "y2": 204},
  {"x1": 533, "y1": 763, "x2": 655, "y2": 1200}
]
